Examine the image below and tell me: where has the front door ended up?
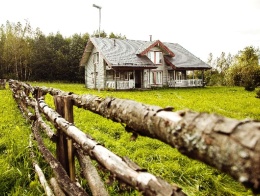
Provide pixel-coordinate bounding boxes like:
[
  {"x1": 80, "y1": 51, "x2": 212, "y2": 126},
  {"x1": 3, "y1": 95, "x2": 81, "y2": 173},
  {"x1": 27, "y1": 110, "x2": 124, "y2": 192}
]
[{"x1": 135, "y1": 70, "x2": 142, "y2": 88}]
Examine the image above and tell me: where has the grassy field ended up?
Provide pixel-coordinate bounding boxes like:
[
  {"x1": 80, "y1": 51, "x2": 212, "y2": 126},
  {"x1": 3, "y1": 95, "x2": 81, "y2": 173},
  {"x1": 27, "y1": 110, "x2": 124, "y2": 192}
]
[{"x1": 1, "y1": 83, "x2": 259, "y2": 195}]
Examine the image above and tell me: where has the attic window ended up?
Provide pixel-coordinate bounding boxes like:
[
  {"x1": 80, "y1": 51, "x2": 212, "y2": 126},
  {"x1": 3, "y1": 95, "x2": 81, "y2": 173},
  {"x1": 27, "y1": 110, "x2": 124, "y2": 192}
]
[{"x1": 148, "y1": 51, "x2": 162, "y2": 64}]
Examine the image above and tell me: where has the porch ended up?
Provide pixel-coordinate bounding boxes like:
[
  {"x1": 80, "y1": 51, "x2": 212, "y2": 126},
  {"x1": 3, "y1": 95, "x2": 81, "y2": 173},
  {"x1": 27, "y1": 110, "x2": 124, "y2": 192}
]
[{"x1": 168, "y1": 79, "x2": 203, "y2": 87}]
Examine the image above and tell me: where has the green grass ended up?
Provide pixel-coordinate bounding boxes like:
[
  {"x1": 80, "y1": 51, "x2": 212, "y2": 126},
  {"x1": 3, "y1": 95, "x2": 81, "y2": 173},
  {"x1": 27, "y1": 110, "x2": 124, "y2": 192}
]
[
  {"x1": 1, "y1": 83, "x2": 260, "y2": 195},
  {"x1": 0, "y1": 87, "x2": 45, "y2": 195}
]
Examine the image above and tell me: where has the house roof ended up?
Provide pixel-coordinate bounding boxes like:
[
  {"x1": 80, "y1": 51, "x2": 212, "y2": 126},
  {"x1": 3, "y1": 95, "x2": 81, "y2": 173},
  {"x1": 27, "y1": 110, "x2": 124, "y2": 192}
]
[
  {"x1": 80, "y1": 37, "x2": 211, "y2": 70},
  {"x1": 80, "y1": 37, "x2": 157, "y2": 69},
  {"x1": 164, "y1": 42, "x2": 211, "y2": 70}
]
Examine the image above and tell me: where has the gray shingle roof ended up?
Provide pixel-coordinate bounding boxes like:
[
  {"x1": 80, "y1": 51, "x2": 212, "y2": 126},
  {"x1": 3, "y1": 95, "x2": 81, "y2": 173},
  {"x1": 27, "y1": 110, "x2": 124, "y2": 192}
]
[
  {"x1": 135, "y1": 40, "x2": 158, "y2": 55},
  {"x1": 91, "y1": 37, "x2": 156, "y2": 68},
  {"x1": 164, "y1": 42, "x2": 211, "y2": 70},
  {"x1": 80, "y1": 37, "x2": 211, "y2": 70}
]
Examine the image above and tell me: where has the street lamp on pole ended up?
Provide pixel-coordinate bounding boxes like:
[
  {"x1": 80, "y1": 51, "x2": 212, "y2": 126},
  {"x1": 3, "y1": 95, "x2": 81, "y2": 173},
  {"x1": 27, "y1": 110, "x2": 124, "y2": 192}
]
[
  {"x1": 93, "y1": 4, "x2": 101, "y2": 37},
  {"x1": 93, "y1": 4, "x2": 102, "y2": 92}
]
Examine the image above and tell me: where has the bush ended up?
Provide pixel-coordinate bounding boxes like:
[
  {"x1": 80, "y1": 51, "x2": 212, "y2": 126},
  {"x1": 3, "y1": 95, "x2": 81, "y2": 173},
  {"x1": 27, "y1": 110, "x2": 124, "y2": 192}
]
[
  {"x1": 256, "y1": 89, "x2": 260, "y2": 98},
  {"x1": 244, "y1": 81, "x2": 255, "y2": 91}
]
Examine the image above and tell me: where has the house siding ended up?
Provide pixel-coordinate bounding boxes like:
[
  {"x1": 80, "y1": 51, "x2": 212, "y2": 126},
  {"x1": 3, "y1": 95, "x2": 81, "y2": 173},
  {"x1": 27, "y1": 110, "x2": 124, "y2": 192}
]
[
  {"x1": 85, "y1": 52, "x2": 95, "y2": 89},
  {"x1": 85, "y1": 48, "x2": 105, "y2": 89}
]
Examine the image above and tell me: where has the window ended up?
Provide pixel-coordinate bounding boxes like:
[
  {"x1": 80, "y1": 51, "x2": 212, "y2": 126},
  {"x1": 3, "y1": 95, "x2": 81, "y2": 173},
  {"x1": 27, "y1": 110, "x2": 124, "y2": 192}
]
[
  {"x1": 151, "y1": 71, "x2": 163, "y2": 84},
  {"x1": 124, "y1": 72, "x2": 128, "y2": 80},
  {"x1": 93, "y1": 52, "x2": 99, "y2": 64},
  {"x1": 91, "y1": 72, "x2": 98, "y2": 83},
  {"x1": 177, "y1": 72, "x2": 182, "y2": 80},
  {"x1": 148, "y1": 51, "x2": 162, "y2": 64},
  {"x1": 115, "y1": 71, "x2": 120, "y2": 78},
  {"x1": 129, "y1": 72, "x2": 134, "y2": 80}
]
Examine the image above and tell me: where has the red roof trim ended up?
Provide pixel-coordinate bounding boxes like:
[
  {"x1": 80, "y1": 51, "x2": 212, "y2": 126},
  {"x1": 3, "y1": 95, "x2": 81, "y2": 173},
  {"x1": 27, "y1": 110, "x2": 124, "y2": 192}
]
[
  {"x1": 164, "y1": 56, "x2": 176, "y2": 69},
  {"x1": 139, "y1": 40, "x2": 175, "y2": 57}
]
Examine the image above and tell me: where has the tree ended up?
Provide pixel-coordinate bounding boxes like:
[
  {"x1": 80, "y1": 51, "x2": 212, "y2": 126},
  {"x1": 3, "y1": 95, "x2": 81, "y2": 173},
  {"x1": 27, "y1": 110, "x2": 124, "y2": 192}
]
[
  {"x1": 0, "y1": 25, "x2": 6, "y2": 78},
  {"x1": 0, "y1": 20, "x2": 126, "y2": 82},
  {"x1": 204, "y1": 52, "x2": 233, "y2": 86},
  {"x1": 225, "y1": 46, "x2": 260, "y2": 90},
  {"x1": 1, "y1": 21, "x2": 33, "y2": 80},
  {"x1": 92, "y1": 30, "x2": 107, "y2": 38},
  {"x1": 67, "y1": 33, "x2": 89, "y2": 82},
  {"x1": 109, "y1": 32, "x2": 126, "y2": 39},
  {"x1": 30, "y1": 30, "x2": 51, "y2": 81}
]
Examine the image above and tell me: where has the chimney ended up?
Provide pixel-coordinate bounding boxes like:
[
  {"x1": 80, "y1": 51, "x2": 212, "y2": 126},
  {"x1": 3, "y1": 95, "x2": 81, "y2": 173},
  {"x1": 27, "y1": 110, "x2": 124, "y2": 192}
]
[{"x1": 149, "y1": 35, "x2": 152, "y2": 41}]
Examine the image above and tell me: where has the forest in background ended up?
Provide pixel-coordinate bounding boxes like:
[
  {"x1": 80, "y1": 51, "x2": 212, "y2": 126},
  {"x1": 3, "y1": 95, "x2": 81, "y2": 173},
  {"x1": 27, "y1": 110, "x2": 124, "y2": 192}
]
[
  {"x1": 0, "y1": 21, "x2": 259, "y2": 90},
  {"x1": 0, "y1": 21, "x2": 125, "y2": 82}
]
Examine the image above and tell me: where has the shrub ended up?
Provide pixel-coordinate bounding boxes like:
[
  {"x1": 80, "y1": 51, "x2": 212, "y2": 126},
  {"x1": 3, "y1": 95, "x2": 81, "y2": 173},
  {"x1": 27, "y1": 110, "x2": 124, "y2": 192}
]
[
  {"x1": 244, "y1": 81, "x2": 255, "y2": 91},
  {"x1": 256, "y1": 89, "x2": 260, "y2": 98}
]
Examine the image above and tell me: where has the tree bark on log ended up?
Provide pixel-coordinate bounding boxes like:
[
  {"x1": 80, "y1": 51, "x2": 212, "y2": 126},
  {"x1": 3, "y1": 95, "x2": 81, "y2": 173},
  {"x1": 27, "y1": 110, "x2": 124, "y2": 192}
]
[
  {"x1": 76, "y1": 148, "x2": 109, "y2": 196},
  {"x1": 38, "y1": 99, "x2": 186, "y2": 196},
  {"x1": 32, "y1": 123, "x2": 88, "y2": 196},
  {"x1": 70, "y1": 94, "x2": 260, "y2": 193},
  {"x1": 33, "y1": 100, "x2": 57, "y2": 142}
]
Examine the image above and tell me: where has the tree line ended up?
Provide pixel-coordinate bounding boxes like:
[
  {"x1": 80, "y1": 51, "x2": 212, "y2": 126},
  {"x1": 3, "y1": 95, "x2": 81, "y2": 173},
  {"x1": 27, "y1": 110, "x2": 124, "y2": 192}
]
[
  {"x1": 0, "y1": 21, "x2": 125, "y2": 82},
  {"x1": 204, "y1": 47, "x2": 260, "y2": 91},
  {"x1": 0, "y1": 21, "x2": 259, "y2": 89}
]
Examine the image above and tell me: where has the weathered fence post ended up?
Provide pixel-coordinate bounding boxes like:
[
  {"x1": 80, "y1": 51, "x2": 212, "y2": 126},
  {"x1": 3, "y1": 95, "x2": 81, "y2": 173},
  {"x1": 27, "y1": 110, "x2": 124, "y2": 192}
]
[
  {"x1": 54, "y1": 95, "x2": 75, "y2": 181},
  {"x1": 0, "y1": 79, "x2": 6, "y2": 89},
  {"x1": 54, "y1": 96, "x2": 69, "y2": 175},
  {"x1": 63, "y1": 95, "x2": 75, "y2": 181},
  {"x1": 35, "y1": 88, "x2": 43, "y2": 100}
]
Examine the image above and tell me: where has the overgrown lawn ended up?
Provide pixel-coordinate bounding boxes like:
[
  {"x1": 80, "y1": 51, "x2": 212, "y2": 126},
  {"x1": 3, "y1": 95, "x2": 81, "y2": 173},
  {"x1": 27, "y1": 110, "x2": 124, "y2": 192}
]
[{"x1": 1, "y1": 83, "x2": 259, "y2": 195}]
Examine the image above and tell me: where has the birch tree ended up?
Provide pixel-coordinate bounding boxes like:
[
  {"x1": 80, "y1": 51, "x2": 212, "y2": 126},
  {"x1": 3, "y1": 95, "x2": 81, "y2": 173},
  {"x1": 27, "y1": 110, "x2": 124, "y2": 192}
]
[{"x1": 2, "y1": 21, "x2": 33, "y2": 80}]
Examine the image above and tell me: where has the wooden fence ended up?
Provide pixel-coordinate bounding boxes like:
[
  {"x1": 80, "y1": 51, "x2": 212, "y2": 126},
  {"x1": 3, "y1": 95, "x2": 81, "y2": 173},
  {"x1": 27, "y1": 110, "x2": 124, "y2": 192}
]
[
  {"x1": 0, "y1": 79, "x2": 6, "y2": 89},
  {"x1": 8, "y1": 79, "x2": 260, "y2": 195}
]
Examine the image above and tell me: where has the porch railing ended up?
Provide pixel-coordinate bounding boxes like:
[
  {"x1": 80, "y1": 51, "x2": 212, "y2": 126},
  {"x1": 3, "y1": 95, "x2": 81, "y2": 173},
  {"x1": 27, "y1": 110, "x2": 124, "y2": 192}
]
[
  {"x1": 106, "y1": 80, "x2": 135, "y2": 89},
  {"x1": 106, "y1": 79, "x2": 203, "y2": 89},
  {"x1": 168, "y1": 79, "x2": 203, "y2": 87}
]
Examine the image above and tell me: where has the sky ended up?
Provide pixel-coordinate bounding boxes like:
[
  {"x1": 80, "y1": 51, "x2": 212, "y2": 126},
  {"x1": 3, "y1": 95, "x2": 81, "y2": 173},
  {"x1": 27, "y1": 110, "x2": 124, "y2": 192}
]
[{"x1": 1, "y1": 0, "x2": 260, "y2": 62}]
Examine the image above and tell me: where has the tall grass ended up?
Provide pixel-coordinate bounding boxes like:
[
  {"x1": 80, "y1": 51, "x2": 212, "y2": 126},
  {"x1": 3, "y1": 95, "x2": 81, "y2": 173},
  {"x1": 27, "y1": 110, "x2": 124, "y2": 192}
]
[
  {"x1": 0, "y1": 87, "x2": 45, "y2": 195},
  {"x1": 1, "y1": 83, "x2": 259, "y2": 195}
]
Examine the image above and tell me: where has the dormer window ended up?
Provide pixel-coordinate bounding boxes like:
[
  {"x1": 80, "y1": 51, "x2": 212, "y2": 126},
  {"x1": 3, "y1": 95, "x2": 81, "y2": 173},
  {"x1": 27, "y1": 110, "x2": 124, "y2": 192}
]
[{"x1": 148, "y1": 51, "x2": 162, "y2": 64}]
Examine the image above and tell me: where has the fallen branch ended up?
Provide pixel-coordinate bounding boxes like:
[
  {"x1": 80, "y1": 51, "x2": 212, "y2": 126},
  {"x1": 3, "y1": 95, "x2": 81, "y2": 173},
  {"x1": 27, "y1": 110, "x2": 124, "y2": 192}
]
[
  {"x1": 50, "y1": 177, "x2": 66, "y2": 196},
  {"x1": 76, "y1": 148, "x2": 109, "y2": 196},
  {"x1": 29, "y1": 134, "x2": 54, "y2": 196}
]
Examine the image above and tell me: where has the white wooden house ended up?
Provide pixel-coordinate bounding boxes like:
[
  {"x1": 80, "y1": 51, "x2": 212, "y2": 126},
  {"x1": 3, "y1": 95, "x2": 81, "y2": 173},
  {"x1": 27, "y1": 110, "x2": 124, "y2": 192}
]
[{"x1": 80, "y1": 37, "x2": 211, "y2": 90}]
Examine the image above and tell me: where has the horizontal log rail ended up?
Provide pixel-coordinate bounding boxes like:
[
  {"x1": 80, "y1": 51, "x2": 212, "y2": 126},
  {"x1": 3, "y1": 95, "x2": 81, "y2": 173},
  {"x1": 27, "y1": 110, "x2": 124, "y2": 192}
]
[
  {"x1": 8, "y1": 80, "x2": 260, "y2": 195},
  {"x1": 9, "y1": 80, "x2": 186, "y2": 195}
]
